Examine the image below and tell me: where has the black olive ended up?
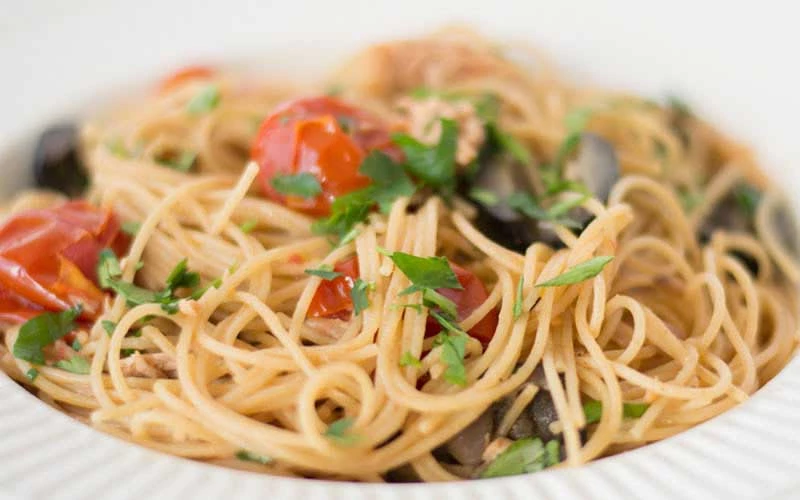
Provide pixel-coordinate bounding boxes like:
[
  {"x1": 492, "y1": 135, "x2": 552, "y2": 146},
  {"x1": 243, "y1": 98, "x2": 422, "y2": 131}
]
[{"x1": 32, "y1": 124, "x2": 88, "y2": 197}]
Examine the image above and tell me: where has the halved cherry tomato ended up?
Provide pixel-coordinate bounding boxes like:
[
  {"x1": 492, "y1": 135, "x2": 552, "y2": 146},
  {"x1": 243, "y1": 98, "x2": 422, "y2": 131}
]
[
  {"x1": 424, "y1": 264, "x2": 499, "y2": 344},
  {"x1": 307, "y1": 256, "x2": 360, "y2": 320},
  {"x1": 0, "y1": 201, "x2": 128, "y2": 325},
  {"x1": 308, "y1": 256, "x2": 498, "y2": 343},
  {"x1": 250, "y1": 96, "x2": 401, "y2": 216},
  {"x1": 159, "y1": 65, "x2": 215, "y2": 93}
]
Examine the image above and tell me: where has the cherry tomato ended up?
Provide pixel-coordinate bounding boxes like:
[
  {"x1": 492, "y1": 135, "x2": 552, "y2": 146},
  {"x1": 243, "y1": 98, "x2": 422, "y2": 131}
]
[
  {"x1": 307, "y1": 256, "x2": 498, "y2": 343},
  {"x1": 251, "y1": 96, "x2": 401, "y2": 216},
  {"x1": 424, "y1": 263, "x2": 499, "y2": 345},
  {"x1": 307, "y1": 256, "x2": 359, "y2": 320},
  {"x1": 0, "y1": 201, "x2": 128, "y2": 325},
  {"x1": 159, "y1": 65, "x2": 214, "y2": 92}
]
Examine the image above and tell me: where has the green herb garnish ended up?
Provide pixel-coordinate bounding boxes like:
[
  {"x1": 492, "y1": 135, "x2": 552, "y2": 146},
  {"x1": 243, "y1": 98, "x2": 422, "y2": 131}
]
[
  {"x1": 186, "y1": 84, "x2": 220, "y2": 114},
  {"x1": 304, "y1": 264, "x2": 342, "y2": 280},
  {"x1": 392, "y1": 118, "x2": 459, "y2": 195},
  {"x1": 271, "y1": 173, "x2": 323, "y2": 199},
  {"x1": 383, "y1": 251, "x2": 462, "y2": 295},
  {"x1": 157, "y1": 151, "x2": 197, "y2": 172},
  {"x1": 350, "y1": 279, "x2": 371, "y2": 316},
  {"x1": 507, "y1": 192, "x2": 584, "y2": 229},
  {"x1": 324, "y1": 417, "x2": 360, "y2": 446},
  {"x1": 536, "y1": 256, "x2": 613, "y2": 288},
  {"x1": 239, "y1": 219, "x2": 258, "y2": 234},
  {"x1": 583, "y1": 400, "x2": 650, "y2": 424},
  {"x1": 311, "y1": 190, "x2": 373, "y2": 244},
  {"x1": 25, "y1": 368, "x2": 39, "y2": 382},
  {"x1": 101, "y1": 320, "x2": 117, "y2": 336},
  {"x1": 481, "y1": 437, "x2": 560, "y2": 478},
  {"x1": 121, "y1": 221, "x2": 141, "y2": 236},
  {"x1": 733, "y1": 183, "x2": 761, "y2": 218},
  {"x1": 468, "y1": 187, "x2": 499, "y2": 207},
  {"x1": 235, "y1": 450, "x2": 272, "y2": 465},
  {"x1": 513, "y1": 278, "x2": 524, "y2": 320},
  {"x1": 358, "y1": 151, "x2": 416, "y2": 213},
  {"x1": 399, "y1": 352, "x2": 422, "y2": 368},
  {"x1": 13, "y1": 305, "x2": 82, "y2": 365},
  {"x1": 55, "y1": 356, "x2": 90, "y2": 374},
  {"x1": 71, "y1": 339, "x2": 82, "y2": 351}
]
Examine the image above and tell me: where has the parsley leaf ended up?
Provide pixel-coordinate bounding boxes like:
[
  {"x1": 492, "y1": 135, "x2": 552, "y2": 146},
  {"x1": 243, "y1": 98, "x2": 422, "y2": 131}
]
[
  {"x1": 564, "y1": 107, "x2": 594, "y2": 133},
  {"x1": 324, "y1": 417, "x2": 360, "y2": 446},
  {"x1": 312, "y1": 189, "x2": 373, "y2": 243},
  {"x1": 358, "y1": 151, "x2": 416, "y2": 213},
  {"x1": 25, "y1": 368, "x2": 39, "y2": 381},
  {"x1": 430, "y1": 313, "x2": 469, "y2": 386},
  {"x1": 239, "y1": 219, "x2": 258, "y2": 234},
  {"x1": 422, "y1": 288, "x2": 458, "y2": 319},
  {"x1": 489, "y1": 125, "x2": 532, "y2": 165},
  {"x1": 121, "y1": 221, "x2": 141, "y2": 236},
  {"x1": 101, "y1": 320, "x2": 117, "y2": 336},
  {"x1": 304, "y1": 264, "x2": 342, "y2": 280},
  {"x1": 481, "y1": 437, "x2": 559, "y2": 478},
  {"x1": 399, "y1": 351, "x2": 422, "y2": 368},
  {"x1": 733, "y1": 183, "x2": 761, "y2": 218},
  {"x1": 513, "y1": 277, "x2": 524, "y2": 320},
  {"x1": 507, "y1": 192, "x2": 584, "y2": 229},
  {"x1": 271, "y1": 173, "x2": 323, "y2": 199},
  {"x1": 384, "y1": 251, "x2": 462, "y2": 295},
  {"x1": 71, "y1": 339, "x2": 82, "y2": 351},
  {"x1": 350, "y1": 279, "x2": 371, "y2": 316},
  {"x1": 468, "y1": 187, "x2": 499, "y2": 207},
  {"x1": 536, "y1": 256, "x2": 614, "y2": 287},
  {"x1": 55, "y1": 356, "x2": 90, "y2": 375},
  {"x1": 13, "y1": 305, "x2": 82, "y2": 364},
  {"x1": 157, "y1": 151, "x2": 197, "y2": 172},
  {"x1": 186, "y1": 84, "x2": 220, "y2": 114},
  {"x1": 583, "y1": 400, "x2": 650, "y2": 424},
  {"x1": 392, "y1": 118, "x2": 459, "y2": 194},
  {"x1": 235, "y1": 450, "x2": 272, "y2": 464}
]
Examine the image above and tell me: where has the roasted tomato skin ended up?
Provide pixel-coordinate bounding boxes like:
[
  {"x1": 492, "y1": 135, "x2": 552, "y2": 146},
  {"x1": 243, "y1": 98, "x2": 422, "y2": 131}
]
[
  {"x1": 308, "y1": 257, "x2": 498, "y2": 343},
  {"x1": 250, "y1": 96, "x2": 401, "y2": 216},
  {"x1": 0, "y1": 201, "x2": 128, "y2": 325}
]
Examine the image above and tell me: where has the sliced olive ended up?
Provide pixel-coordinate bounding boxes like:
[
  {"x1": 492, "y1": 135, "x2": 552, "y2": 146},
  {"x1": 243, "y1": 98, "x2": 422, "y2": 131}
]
[
  {"x1": 443, "y1": 409, "x2": 493, "y2": 466},
  {"x1": 32, "y1": 124, "x2": 88, "y2": 197},
  {"x1": 574, "y1": 133, "x2": 619, "y2": 203},
  {"x1": 384, "y1": 464, "x2": 420, "y2": 483},
  {"x1": 757, "y1": 191, "x2": 800, "y2": 280}
]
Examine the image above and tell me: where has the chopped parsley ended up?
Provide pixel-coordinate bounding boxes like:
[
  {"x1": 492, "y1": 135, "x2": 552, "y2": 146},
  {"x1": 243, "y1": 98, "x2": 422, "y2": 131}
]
[
  {"x1": 239, "y1": 219, "x2": 258, "y2": 234},
  {"x1": 271, "y1": 173, "x2": 323, "y2": 199},
  {"x1": 583, "y1": 400, "x2": 650, "y2": 424},
  {"x1": 358, "y1": 151, "x2": 416, "y2": 213},
  {"x1": 468, "y1": 187, "x2": 499, "y2": 207},
  {"x1": 489, "y1": 125, "x2": 532, "y2": 165},
  {"x1": 392, "y1": 118, "x2": 459, "y2": 195},
  {"x1": 678, "y1": 189, "x2": 704, "y2": 212},
  {"x1": 564, "y1": 107, "x2": 594, "y2": 133},
  {"x1": 71, "y1": 339, "x2": 82, "y2": 352},
  {"x1": 430, "y1": 318, "x2": 469, "y2": 386},
  {"x1": 350, "y1": 279, "x2": 371, "y2": 316},
  {"x1": 399, "y1": 351, "x2": 422, "y2": 368},
  {"x1": 733, "y1": 183, "x2": 761, "y2": 218},
  {"x1": 97, "y1": 250, "x2": 208, "y2": 314},
  {"x1": 536, "y1": 256, "x2": 614, "y2": 288},
  {"x1": 422, "y1": 288, "x2": 458, "y2": 320},
  {"x1": 25, "y1": 368, "x2": 39, "y2": 382},
  {"x1": 12, "y1": 305, "x2": 82, "y2": 364},
  {"x1": 55, "y1": 356, "x2": 90, "y2": 375},
  {"x1": 324, "y1": 417, "x2": 360, "y2": 446},
  {"x1": 101, "y1": 320, "x2": 117, "y2": 336},
  {"x1": 186, "y1": 84, "x2": 220, "y2": 114},
  {"x1": 235, "y1": 450, "x2": 272, "y2": 465},
  {"x1": 311, "y1": 189, "x2": 373, "y2": 244},
  {"x1": 157, "y1": 151, "x2": 197, "y2": 172},
  {"x1": 481, "y1": 437, "x2": 561, "y2": 478},
  {"x1": 507, "y1": 192, "x2": 585, "y2": 229},
  {"x1": 513, "y1": 278, "x2": 524, "y2": 320},
  {"x1": 383, "y1": 251, "x2": 462, "y2": 295},
  {"x1": 304, "y1": 264, "x2": 342, "y2": 280},
  {"x1": 121, "y1": 221, "x2": 141, "y2": 236}
]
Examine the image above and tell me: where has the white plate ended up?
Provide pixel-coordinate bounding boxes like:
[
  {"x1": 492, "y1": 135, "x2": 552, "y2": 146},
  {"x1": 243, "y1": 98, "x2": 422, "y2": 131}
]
[{"x1": 1, "y1": 1, "x2": 799, "y2": 499}]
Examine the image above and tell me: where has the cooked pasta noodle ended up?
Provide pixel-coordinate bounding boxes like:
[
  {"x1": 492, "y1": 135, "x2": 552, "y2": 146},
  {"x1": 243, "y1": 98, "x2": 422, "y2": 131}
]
[{"x1": 0, "y1": 28, "x2": 797, "y2": 482}]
